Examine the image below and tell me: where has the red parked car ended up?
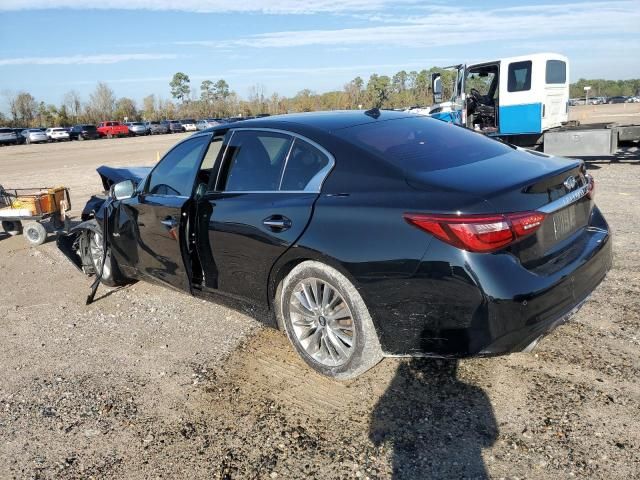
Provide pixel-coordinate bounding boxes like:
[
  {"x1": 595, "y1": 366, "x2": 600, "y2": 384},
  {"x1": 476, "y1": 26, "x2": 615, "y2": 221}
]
[{"x1": 97, "y1": 121, "x2": 129, "y2": 138}]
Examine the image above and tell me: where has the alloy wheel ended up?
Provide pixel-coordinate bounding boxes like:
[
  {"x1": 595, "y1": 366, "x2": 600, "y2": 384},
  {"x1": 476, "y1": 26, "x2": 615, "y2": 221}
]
[{"x1": 288, "y1": 278, "x2": 355, "y2": 367}]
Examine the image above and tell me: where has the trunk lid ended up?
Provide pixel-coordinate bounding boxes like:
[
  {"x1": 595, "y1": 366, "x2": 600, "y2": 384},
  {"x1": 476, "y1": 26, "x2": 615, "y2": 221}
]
[{"x1": 406, "y1": 148, "x2": 592, "y2": 263}]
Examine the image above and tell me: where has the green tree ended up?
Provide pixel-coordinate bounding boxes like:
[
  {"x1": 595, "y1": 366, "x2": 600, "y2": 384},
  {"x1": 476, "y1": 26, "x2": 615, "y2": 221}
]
[
  {"x1": 214, "y1": 79, "x2": 230, "y2": 99},
  {"x1": 114, "y1": 97, "x2": 137, "y2": 121},
  {"x1": 365, "y1": 74, "x2": 391, "y2": 108},
  {"x1": 344, "y1": 76, "x2": 364, "y2": 109},
  {"x1": 170, "y1": 72, "x2": 191, "y2": 104},
  {"x1": 200, "y1": 80, "x2": 215, "y2": 104},
  {"x1": 57, "y1": 104, "x2": 70, "y2": 126},
  {"x1": 392, "y1": 70, "x2": 408, "y2": 93}
]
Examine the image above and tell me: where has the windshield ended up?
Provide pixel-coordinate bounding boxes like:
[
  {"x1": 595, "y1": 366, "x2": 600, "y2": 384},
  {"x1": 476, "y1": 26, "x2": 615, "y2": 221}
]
[
  {"x1": 336, "y1": 116, "x2": 512, "y2": 173},
  {"x1": 466, "y1": 70, "x2": 497, "y2": 97}
]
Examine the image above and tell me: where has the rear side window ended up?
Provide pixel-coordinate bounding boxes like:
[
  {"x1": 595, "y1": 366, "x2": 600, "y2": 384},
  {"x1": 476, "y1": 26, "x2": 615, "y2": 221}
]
[
  {"x1": 545, "y1": 60, "x2": 566, "y2": 84},
  {"x1": 507, "y1": 61, "x2": 532, "y2": 92},
  {"x1": 146, "y1": 136, "x2": 209, "y2": 196},
  {"x1": 336, "y1": 117, "x2": 512, "y2": 173},
  {"x1": 219, "y1": 130, "x2": 292, "y2": 191},
  {"x1": 280, "y1": 139, "x2": 330, "y2": 191}
]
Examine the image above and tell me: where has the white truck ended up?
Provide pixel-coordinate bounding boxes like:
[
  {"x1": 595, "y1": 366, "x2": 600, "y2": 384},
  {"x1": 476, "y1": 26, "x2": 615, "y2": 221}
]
[{"x1": 428, "y1": 52, "x2": 640, "y2": 156}]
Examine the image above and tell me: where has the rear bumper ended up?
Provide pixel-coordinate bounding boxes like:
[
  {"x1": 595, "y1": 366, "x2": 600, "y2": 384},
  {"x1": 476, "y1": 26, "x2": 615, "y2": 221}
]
[{"x1": 371, "y1": 207, "x2": 612, "y2": 357}]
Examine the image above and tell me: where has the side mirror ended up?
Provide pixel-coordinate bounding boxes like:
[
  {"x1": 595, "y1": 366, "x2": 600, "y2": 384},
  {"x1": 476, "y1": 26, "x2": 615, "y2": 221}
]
[
  {"x1": 431, "y1": 73, "x2": 443, "y2": 104},
  {"x1": 111, "y1": 179, "x2": 135, "y2": 200}
]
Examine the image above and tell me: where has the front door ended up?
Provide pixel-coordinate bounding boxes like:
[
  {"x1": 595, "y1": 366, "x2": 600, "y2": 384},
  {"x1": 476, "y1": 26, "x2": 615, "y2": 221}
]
[
  {"x1": 112, "y1": 134, "x2": 211, "y2": 292},
  {"x1": 196, "y1": 128, "x2": 334, "y2": 305}
]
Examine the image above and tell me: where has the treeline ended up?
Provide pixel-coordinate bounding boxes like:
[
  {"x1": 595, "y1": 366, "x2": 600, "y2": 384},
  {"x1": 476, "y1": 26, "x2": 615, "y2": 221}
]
[
  {"x1": 2, "y1": 70, "x2": 639, "y2": 128},
  {"x1": 570, "y1": 78, "x2": 640, "y2": 98}
]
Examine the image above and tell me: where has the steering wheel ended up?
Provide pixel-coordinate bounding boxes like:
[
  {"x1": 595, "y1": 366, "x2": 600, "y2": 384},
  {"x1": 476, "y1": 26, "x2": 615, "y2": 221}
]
[{"x1": 469, "y1": 88, "x2": 482, "y2": 101}]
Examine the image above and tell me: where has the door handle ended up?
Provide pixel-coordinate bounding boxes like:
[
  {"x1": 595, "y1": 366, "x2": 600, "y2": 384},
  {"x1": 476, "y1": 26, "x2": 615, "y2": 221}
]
[
  {"x1": 263, "y1": 215, "x2": 292, "y2": 232},
  {"x1": 160, "y1": 217, "x2": 178, "y2": 229}
]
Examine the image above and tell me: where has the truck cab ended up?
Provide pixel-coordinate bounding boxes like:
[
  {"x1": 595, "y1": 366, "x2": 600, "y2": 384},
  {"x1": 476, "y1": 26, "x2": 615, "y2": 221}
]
[{"x1": 430, "y1": 53, "x2": 569, "y2": 145}]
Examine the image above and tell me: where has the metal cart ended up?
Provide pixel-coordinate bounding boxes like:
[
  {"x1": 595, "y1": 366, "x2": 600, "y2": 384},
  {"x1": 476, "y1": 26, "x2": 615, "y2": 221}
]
[{"x1": 0, "y1": 184, "x2": 71, "y2": 245}]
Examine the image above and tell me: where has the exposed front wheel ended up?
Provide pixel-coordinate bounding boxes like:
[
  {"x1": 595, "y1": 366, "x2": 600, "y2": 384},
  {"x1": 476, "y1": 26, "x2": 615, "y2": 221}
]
[
  {"x1": 88, "y1": 229, "x2": 127, "y2": 287},
  {"x1": 277, "y1": 261, "x2": 383, "y2": 380}
]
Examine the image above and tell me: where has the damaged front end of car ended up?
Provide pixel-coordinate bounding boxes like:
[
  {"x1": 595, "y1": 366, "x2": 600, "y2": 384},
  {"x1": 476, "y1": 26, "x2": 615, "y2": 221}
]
[{"x1": 57, "y1": 164, "x2": 150, "y2": 279}]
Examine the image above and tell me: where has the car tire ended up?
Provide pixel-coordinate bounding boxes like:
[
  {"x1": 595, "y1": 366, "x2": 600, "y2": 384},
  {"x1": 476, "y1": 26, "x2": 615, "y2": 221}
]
[
  {"x1": 87, "y1": 229, "x2": 128, "y2": 287},
  {"x1": 24, "y1": 221, "x2": 47, "y2": 246},
  {"x1": 277, "y1": 261, "x2": 383, "y2": 380},
  {"x1": 2, "y1": 220, "x2": 23, "y2": 236}
]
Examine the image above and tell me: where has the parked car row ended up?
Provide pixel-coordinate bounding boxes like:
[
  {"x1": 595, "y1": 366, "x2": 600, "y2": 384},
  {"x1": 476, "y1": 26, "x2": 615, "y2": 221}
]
[
  {"x1": 0, "y1": 116, "x2": 269, "y2": 146},
  {"x1": 569, "y1": 96, "x2": 640, "y2": 106}
]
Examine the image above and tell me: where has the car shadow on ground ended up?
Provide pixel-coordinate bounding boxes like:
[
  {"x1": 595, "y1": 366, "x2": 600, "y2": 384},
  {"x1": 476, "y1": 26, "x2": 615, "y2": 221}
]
[
  {"x1": 369, "y1": 358, "x2": 498, "y2": 480},
  {"x1": 583, "y1": 143, "x2": 640, "y2": 169}
]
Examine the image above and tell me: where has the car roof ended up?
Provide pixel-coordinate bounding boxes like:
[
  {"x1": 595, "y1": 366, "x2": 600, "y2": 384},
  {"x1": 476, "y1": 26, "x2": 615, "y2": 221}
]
[{"x1": 210, "y1": 109, "x2": 414, "y2": 133}]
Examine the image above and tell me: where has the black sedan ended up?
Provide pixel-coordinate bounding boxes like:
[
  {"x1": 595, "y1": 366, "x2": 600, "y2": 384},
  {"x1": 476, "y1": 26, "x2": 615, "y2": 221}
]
[
  {"x1": 69, "y1": 124, "x2": 99, "y2": 140},
  {"x1": 58, "y1": 110, "x2": 612, "y2": 379}
]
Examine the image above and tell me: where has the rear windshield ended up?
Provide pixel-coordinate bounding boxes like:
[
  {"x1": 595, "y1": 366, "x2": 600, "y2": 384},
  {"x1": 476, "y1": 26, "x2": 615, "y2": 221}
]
[
  {"x1": 336, "y1": 117, "x2": 512, "y2": 173},
  {"x1": 132, "y1": 122, "x2": 144, "y2": 126},
  {"x1": 52, "y1": 128, "x2": 66, "y2": 132},
  {"x1": 0, "y1": 128, "x2": 13, "y2": 133},
  {"x1": 82, "y1": 125, "x2": 97, "y2": 131}
]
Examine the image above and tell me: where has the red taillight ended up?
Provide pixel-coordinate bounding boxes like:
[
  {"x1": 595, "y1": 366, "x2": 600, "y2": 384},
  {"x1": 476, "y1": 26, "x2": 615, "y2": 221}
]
[
  {"x1": 404, "y1": 211, "x2": 546, "y2": 253},
  {"x1": 586, "y1": 174, "x2": 595, "y2": 199}
]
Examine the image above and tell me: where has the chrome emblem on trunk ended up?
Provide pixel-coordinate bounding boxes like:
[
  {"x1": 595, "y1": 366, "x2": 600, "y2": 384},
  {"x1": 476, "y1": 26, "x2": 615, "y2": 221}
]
[{"x1": 563, "y1": 176, "x2": 577, "y2": 191}]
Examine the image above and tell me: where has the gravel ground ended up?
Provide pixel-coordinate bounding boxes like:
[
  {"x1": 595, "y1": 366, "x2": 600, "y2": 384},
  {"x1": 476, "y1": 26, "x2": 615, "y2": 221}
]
[{"x1": 0, "y1": 135, "x2": 638, "y2": 479}]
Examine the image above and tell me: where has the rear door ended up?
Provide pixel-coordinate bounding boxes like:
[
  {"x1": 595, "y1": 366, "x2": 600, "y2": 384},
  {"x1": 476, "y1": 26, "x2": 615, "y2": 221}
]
[
  {"x1": 112, "y1": 135, "x2": 210, "y2": 291},
  {"x1": 195, "y1": 128, "x2": 334, "y2": 304},
  {"x1": 542, "y1": 58, "x2": 569, "y2": 130}
]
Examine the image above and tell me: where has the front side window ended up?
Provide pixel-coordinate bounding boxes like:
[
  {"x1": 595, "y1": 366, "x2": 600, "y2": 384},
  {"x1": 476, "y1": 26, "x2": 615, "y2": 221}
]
[
  {"x1": 545, "y1": 60, "x2": 566, "y2": 84},
  {"x1": 280, "y1": 139, "x2": 331, "y2": 191},
  {"x1": 507, "y1": 61, "x2": 532, "y2": 92},
  {"x1": 146, "y1": 136, "x2": 209, "y2": 196},
  {"x1": 219, "y1": 130, "x2": 292, "y2": 191}
]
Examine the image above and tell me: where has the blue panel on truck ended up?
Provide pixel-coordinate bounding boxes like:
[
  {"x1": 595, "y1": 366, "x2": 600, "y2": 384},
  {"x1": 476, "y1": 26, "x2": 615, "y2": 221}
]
[
  {"x1": 430, "y1": 110, "x2": 462, "y2": 124},
  {"x1": 499, "y1": 103, "x2": 542, "y2": 135}
]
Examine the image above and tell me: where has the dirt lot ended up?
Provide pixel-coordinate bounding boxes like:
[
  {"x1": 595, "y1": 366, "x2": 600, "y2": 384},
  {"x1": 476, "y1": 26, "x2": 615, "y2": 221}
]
[
  {"x1": 0, "y1": 135, "x2": 639, "y2": 479},
  {"x1": 569, "y1": 103, "x2": 640, "y2": 125}
]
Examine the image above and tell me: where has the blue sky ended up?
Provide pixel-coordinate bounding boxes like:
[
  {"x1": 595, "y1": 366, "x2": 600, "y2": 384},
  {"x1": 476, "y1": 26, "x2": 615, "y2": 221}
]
[{"x1": 0, "y1": 0, "x2": 639, "y2": 110}]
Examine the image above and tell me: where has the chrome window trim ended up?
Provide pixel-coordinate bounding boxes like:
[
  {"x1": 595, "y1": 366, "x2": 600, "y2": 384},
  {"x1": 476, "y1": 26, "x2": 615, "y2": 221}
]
[
  {"x1": 538, "y1": 178, "x2": 591, "y2": 214},
  {"x1": 216, "y1": 127, "x2": 336, "y2": 194},
  {"x1": 278, "y1": 138, "x2": 297, "y2": 190},
  {"x1": 213, "y1": 130, "x2": 236, "y2": 191},
  {"x1": 220, "y1": 190, "x2": 315, "y2": 195}
]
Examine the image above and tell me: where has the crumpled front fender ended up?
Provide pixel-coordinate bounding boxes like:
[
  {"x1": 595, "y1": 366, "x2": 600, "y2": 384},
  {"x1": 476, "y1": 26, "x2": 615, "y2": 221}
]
[{"x1": 56, "y1": 219, "x2": 101, "y2": 274}]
